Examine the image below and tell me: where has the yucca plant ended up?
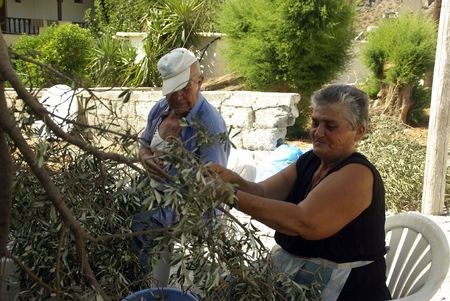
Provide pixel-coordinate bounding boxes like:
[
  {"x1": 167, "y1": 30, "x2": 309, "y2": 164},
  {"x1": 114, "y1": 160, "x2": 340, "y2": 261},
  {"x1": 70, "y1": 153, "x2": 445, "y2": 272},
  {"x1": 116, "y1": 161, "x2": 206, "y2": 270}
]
[{"x1": 87, "y1": 34, "x2": 137, "y2": 87}]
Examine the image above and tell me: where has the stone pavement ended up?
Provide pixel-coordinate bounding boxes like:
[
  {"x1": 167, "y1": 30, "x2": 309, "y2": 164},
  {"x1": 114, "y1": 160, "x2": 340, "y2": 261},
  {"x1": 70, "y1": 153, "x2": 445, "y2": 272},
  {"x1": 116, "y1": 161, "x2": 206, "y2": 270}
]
[{"x1": 428, "y1": 214, "x2": 450, "y2": 301}]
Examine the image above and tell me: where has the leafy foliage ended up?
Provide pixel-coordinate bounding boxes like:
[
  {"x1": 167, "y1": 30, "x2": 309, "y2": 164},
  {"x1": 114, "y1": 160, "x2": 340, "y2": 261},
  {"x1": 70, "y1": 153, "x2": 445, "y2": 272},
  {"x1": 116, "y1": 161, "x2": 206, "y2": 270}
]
[
  {"x1": 408, "y1": 85, "x2": 431, "y2": 126},
  {"x1": 358, "y1": 116, "x2": 426, "y2": 212},
  {"x1": 140, "y1": 132, "x2": 313, "y2": 300},
  {"x1": 86, "y1": 0, "x2": 222, "y2": 36},
  {"x1": 218, "y1": 0, "x2": 356, "y2": 95},
  {"x1": 12, "y1": 24, "x2": 94, "y2": 88},
  {"x1": 219, "y1": 0, "x2": 356, "y2": 138},
  {"x1": 7, "y1": 95, "x2": 313, "y2": 299},
  {"x1": 362, "y1": 14, "x2": 436, "y2": 86},
  {"x1": 87, "y1": 34, "x2": 137, "y2": 87},
  {"x1": 11, "y1": 152, "x2": 146, "y2": 299},
  {"x1": 86, "y1": 0, "x2": 217, "y2": 87},
  {"x1": 358, "y1": 75, "x2": 381, "y2": 99}
]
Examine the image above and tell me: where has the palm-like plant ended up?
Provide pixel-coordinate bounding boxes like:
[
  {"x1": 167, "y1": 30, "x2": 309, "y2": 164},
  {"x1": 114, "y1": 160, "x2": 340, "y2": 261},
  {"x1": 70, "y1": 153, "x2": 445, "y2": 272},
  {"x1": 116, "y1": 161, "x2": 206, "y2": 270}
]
[
  {"x1": 88, "y1": 34, "x2": 137, "y2": 87},
  {"x1": 89, "y1": 0, "x2": 212, "y2": 87}
]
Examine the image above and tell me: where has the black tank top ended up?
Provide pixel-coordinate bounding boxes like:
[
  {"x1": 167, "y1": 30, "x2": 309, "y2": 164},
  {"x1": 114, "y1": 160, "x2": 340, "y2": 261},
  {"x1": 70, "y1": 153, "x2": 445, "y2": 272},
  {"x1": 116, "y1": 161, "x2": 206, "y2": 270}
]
[{"x1": 274, "y1": 151, "x2": 391, "y2": 300}]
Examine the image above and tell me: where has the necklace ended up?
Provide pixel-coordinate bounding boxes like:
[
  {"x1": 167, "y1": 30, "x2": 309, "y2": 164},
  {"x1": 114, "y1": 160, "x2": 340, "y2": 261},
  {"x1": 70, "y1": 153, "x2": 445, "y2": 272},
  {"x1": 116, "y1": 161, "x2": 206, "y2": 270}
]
[{"x1": 303, "y1": 168, "x2": 330, "y2": 199}]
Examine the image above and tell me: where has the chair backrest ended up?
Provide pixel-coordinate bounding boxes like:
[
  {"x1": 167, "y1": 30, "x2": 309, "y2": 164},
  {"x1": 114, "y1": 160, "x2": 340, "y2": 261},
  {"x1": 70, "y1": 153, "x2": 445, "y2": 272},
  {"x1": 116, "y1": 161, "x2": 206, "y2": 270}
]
[{"x1": 385, "y1": 212, "x2": 449, "y2": 301}]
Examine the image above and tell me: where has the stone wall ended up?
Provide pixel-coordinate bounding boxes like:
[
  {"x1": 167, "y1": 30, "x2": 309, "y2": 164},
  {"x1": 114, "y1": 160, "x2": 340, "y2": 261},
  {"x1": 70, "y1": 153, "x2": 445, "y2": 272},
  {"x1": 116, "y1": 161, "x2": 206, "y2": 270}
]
[{"x1": 6, "y1": 88, "x2": 301, "y2": 151}]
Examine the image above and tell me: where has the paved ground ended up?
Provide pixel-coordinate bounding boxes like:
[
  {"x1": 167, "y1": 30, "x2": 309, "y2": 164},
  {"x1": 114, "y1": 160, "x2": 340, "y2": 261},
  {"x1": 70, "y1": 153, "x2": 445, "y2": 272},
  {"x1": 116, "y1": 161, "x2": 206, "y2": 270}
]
[{"x1": 428, "y1": 214, "x2": 450, "y2": 301}]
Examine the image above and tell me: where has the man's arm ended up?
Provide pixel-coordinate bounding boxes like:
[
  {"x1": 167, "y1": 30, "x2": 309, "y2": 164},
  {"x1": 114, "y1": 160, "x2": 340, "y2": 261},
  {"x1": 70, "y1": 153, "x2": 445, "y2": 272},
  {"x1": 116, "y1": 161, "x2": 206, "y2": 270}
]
[{"x1": 199, "y1": 116, "x2": 230, "y2": 167}]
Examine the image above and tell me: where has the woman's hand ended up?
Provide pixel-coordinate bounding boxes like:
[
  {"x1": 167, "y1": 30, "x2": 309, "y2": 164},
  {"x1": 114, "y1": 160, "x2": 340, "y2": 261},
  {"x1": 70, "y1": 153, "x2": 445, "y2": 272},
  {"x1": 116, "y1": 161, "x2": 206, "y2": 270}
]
[{"x1": 209, "y1": 163, "x2": 241, "y2": 184}]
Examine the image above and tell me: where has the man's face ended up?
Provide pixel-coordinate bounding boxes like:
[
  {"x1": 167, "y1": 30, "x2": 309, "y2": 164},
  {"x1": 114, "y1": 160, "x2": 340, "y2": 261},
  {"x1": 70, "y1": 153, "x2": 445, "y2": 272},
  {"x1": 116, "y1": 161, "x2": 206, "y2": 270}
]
[{"x1": 166, "y1": 64, "x2": 203, "y2": 117}]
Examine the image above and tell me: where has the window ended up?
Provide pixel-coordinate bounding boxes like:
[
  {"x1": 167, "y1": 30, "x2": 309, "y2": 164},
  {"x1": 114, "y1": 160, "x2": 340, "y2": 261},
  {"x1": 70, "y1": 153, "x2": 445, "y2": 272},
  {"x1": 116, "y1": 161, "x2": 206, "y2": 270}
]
[{"x1": 74, "y1": 0, "x2": 83, "y2": 3}]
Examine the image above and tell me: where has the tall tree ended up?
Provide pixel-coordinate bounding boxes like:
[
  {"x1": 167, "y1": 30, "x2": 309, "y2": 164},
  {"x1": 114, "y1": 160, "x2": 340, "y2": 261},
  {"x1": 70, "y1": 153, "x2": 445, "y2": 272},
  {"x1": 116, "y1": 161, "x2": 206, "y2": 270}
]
[
  {"x1": 219, "y1": 0, "x2": 356, "y2": 96},
  {"x1": 363, "y1": 14, "x2": 437, "y2": 123}
]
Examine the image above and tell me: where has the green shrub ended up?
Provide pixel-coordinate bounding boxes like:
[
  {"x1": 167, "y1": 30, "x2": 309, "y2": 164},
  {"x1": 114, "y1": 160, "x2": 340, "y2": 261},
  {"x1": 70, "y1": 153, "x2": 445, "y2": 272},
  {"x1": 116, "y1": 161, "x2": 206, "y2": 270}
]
[
  {"x1": 87, "y1": 0, "x2": 215, "y2": 87},
  {"x1": 87, "y1": 34, "x2": 137, "y2": 87},
  {"x1": 358, "y1": 76, "x2": 381, "y2": 99},
  {"x1": 86, "y1": 0, "x2": 223, "y2": 36},
  {"x1": 219, "y1": 0, "x2": 356, "y2": 95},
  {"x1": 219, "y1": 0, "x2": 356, "y2": 137},
  {"x1": 10, "y1": 35, "x2": 43, "y2": 87},
  {"x1": 408, "y1": 85, "x2": 431, "y2": 126},
  {"x1": 358, "y1": 116, "x2": 426, "y2": 212},
  {"x1": 363, "y1": 14, "x2": 436, "y2": 86},
  {"x1": 13, "y1": 24, "x2": 94, "y2": 87}
]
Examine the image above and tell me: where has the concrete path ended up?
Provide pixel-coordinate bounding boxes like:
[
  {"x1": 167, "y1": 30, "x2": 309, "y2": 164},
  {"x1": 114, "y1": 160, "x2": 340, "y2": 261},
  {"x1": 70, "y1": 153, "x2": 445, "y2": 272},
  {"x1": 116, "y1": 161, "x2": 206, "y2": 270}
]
[{"x1": 428, "y1": 214, "x2": 450, "y2": 301}]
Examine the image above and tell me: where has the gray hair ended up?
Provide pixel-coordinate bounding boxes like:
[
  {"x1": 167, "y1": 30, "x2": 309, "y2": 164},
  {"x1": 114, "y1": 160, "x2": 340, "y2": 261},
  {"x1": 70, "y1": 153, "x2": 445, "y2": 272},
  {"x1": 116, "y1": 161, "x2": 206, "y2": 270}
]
[{"x1": 311, "y1": 84, "x2": 369, "y2": 130}]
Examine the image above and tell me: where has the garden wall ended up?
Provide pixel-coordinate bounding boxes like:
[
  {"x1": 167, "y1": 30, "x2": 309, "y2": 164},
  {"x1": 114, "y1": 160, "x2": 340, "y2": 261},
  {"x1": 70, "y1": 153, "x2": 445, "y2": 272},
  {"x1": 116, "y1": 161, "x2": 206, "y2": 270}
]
[{"x1": 5, "y1": 88, "x2": 301, "y2": 151}]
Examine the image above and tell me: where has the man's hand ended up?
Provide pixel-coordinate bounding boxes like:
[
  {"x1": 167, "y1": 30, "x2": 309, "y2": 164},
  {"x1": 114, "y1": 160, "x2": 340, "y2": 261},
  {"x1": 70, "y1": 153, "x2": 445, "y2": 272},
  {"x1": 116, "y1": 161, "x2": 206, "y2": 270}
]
[
  {"x1": 141, "y1": 151, "x2": 164, "y2": 170},
  {"x1": 139, "y1": 147, "x2": 168, "y2": 182}
]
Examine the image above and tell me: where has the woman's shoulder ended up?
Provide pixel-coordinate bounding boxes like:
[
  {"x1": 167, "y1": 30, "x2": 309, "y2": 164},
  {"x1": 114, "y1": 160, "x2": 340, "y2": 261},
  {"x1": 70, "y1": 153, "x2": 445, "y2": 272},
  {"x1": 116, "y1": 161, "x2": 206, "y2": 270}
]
[
  {"x1": 342, "y1": 152, "x2": 383, "y2": 181},
  {"x1": 297, "y1": 149, "x2": 317, "y2": 164},
  {"x1": 345, "y1": 152, "x2": 374, "y2": 168}
]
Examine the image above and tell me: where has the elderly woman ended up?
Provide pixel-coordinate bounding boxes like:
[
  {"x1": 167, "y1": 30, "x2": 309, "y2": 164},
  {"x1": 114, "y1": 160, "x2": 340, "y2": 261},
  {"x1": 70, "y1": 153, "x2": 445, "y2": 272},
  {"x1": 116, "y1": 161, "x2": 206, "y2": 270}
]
[{"x1": 212, "y1": 85, "x2": 391, "y2": 300}]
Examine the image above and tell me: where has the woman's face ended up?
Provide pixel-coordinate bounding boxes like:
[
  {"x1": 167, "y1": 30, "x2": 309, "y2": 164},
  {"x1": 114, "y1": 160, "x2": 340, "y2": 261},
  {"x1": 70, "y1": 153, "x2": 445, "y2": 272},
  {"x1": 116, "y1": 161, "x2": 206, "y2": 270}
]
[{"x1": 309, "y1": 103, "x2": 364, "y2": 162}]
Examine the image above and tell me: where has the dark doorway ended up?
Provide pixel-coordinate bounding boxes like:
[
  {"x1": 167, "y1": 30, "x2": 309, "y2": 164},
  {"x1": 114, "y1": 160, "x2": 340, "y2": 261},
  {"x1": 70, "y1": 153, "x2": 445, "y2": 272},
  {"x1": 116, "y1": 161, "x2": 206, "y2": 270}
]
[
  {"x1": 0, "y1": 0, "x2": 7, "y2": 32},
  {"x1": 57, "y1": 0, "x2": 62, "y2": 21}
]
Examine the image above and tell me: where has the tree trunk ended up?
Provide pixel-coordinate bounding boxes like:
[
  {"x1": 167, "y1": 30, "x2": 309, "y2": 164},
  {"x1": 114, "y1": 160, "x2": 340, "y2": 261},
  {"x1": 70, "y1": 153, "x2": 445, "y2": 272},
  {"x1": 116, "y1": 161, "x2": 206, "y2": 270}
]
[
  {"x1": 423, "y1": 0, "x2": 442, "y2": 90},
  {"x1": 377, "y1": 83, "x2": 415, "y2": 124},
  {"x1": 422, "y1": 0, "x2": 450, "y2": 215},
  {"x1": 399, "y1": 84, "x2": 414, "y2": 124},
  {"x1": 0, "y1": 81, "x2": 12, "y2": 257},
  {"x1": 433, "y1": 0, "x2": 442, "y2": 23},
  {"x1": 380, "y1": 84, "x2": 400, "y2": 115}
]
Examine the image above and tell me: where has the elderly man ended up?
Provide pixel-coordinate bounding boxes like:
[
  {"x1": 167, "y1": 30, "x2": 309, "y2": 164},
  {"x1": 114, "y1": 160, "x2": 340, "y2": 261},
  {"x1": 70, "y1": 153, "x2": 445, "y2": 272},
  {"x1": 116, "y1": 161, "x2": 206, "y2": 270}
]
[
  {"x1": 132, "y1": 48, "x2": 230, "y2": 287},
  {"x1": 139, "y1": 47, "x2": 229, "y2": 167}
]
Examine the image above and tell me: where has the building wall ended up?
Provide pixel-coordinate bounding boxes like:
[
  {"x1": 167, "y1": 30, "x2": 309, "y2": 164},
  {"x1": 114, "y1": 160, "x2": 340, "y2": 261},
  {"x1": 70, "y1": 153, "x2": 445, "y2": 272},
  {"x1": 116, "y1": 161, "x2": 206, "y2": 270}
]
[
  {"x1": 62, "y1": 0, "x2": 94, "y2": 22},
  {"x1": 6, "y1": 0, "x2": 93, "y2": 22},
  {"x1": 7, "y1": 0, "x2": 57, "y2": 20},
  {"x1": 196, "y1": 33, "x2": 228, "y2": 79},
  {"x1": 3, "y1": 33, "x2": 21, "y2": 46}
]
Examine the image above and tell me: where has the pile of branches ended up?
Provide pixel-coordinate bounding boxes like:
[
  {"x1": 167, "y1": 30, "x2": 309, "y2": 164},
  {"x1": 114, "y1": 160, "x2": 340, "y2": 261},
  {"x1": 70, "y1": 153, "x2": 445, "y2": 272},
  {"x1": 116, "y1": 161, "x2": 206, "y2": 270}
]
[{"x1": 0, "y1": 32, "x2": 312, "y2": 300}]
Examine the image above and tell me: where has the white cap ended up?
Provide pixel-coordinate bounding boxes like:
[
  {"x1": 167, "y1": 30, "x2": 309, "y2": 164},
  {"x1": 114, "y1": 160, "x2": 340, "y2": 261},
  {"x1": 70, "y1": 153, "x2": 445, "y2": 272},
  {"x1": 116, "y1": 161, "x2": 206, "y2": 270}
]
[{"x1": 157, "y1": 48, "x2": 197, "y2": 96}]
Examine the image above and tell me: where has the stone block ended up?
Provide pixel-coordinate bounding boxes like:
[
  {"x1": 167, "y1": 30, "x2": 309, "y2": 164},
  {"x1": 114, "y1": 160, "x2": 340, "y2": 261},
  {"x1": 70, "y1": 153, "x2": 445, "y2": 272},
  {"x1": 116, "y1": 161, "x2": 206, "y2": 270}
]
[
  {"x1": 220, "y1": 92, "x2": 254, "y2": 108},
  {"x1": 241, "y1": 128, "x2": 287, "y2": 151},
  {"x1": 221, "y1": 106, "x2": 254, "y2": 128},
  {"x1": 254, "y1": 107, "x2": 296, "y2": 129}
]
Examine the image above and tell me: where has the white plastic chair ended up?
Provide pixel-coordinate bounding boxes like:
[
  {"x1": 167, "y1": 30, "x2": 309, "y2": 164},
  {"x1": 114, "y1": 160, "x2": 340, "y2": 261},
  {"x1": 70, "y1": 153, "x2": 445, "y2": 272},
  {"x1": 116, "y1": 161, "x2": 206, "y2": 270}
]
[{"x1": 385, "y1": 212, "x2": 450, "y2": 301}]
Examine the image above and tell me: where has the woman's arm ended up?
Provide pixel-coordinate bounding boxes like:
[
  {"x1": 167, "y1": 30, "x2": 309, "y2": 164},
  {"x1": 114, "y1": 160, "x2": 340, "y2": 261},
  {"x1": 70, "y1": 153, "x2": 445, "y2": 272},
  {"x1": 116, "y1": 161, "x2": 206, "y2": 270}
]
[
  {"x1": 210, "y1": 161, "x2": 298, "y2": 200},
  {"x1": 235, "y1": 163, "x2": 374, "y2": 240}
]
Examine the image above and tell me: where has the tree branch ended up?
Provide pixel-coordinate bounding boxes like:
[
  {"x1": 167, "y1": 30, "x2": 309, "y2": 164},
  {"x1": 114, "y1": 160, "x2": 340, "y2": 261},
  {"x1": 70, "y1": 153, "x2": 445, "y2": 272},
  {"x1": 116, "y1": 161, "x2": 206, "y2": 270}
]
[
  {"x1": 0, "y1": 81, "x2": 12, "y2": 257},
  {"x1": 5, "y1": 251, "x2": 59, "y2": 296},
  {"x1": 0, "y1": 37, "x2": 141, "y2": 173}
]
